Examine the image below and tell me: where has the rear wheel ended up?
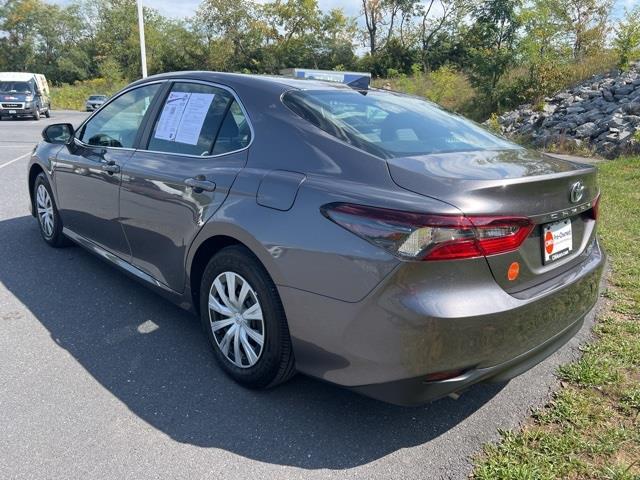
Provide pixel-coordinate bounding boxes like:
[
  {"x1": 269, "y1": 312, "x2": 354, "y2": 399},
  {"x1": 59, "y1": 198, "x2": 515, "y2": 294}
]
[
  {"x1": 199, "y1": 245, "x2": 295, "y2": 389},
  {"x1": 33, "y1": 173, "x2": 68, "y2": 247},
  {"x1": 44, "y1": 108, "x2": 51, "y2": 118}
]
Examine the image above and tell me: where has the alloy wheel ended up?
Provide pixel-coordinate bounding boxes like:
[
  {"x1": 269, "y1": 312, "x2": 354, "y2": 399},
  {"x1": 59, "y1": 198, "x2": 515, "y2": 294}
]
[
  {"x1": 208, "y1": 271, "x2": 265, "y2": 368},
  {"x1": 36, "y1": 184, "x2": 54, "y2": 238}
]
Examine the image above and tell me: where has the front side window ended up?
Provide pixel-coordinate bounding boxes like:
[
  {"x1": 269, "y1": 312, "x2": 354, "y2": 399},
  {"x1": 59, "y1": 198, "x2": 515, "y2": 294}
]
[
  {"x1": 148, "y1": 83, "x2": 249, "y2": 157},
  {"x1": 282, "y1": 89, "x2": 519, "y2": 158},
  {"x1": 79, "y1": 83, "x2": 161, "y2": 148}
]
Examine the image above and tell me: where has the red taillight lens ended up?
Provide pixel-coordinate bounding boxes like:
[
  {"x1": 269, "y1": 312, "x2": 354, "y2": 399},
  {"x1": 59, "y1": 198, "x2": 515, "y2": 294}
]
[
  {"x1": 321, "y1": 203, "x2": 533, "y2": 261},
  {"x1": 469, "y1": 217, "x2": 535, "y2": 257},
  {"x1": 590, "y1": 194, "x2": 600, "y2": 220}
]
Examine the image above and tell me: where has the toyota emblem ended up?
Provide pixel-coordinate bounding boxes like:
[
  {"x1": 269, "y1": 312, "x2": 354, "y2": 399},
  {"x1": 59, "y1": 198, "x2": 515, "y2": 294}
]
[{"x1": 570, "y1": 181, "x2": 585, "y2": 203}]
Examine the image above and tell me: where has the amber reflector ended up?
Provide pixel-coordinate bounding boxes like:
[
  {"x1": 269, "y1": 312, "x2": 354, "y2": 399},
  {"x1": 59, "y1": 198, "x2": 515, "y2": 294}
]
[{"x1": 507, "y1": 262, "x2": 520, "y2": 281}]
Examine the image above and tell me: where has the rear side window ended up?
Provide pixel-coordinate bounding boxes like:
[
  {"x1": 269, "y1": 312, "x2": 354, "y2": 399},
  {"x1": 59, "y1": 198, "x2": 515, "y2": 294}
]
[
  {"x1": 212, "y1": 100, "x2": 251, "y2": 155},
  {"x1": 282, "y1": 89, "x2": 518, "y2": 159},
  {"x1": 148, "y1": 83, "x2": 249, "y2": 156}
]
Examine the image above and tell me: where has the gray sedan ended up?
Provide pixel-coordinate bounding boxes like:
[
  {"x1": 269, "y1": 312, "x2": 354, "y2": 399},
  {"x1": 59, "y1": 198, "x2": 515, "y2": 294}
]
[
  {"x1": 27, "y1": 72, "x2": 604, "y2": 405},
  {"x1": 85, "y1": 94, "x2": 107, "y2": 111}
]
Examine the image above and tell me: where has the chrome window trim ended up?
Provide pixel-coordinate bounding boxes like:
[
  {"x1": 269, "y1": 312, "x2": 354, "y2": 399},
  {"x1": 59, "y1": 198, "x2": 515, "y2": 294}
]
[
  {"x1": 139, "y1": 78, "x2": 255, "y2": 160},
  {"x1": 74, "y1": 80, "x2": 169, "y2": 152}
]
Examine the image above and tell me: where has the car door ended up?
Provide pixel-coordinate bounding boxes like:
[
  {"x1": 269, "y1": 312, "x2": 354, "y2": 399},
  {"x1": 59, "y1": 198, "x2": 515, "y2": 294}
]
[
  {"x1": 119, "y1": 81, "x2": 251, "y2": 291},
  {"x1": 54, "y1": 82, "x2": 164, "y2": 260}
]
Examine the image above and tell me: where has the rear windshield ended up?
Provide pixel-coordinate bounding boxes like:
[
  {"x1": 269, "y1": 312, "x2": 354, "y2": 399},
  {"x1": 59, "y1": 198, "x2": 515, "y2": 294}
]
[
  {"x1": 0, "y1": 82, "x2": 32, "y2": 94},
  {"x1": 282, "y1": 89, "x2": 519, "y2": 158}
]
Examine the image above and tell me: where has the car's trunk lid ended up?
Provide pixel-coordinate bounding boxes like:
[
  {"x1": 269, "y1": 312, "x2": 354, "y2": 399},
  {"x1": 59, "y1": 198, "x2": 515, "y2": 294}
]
[{"x1": 387, "y1": 149, "x2": 599, "y2": 293}]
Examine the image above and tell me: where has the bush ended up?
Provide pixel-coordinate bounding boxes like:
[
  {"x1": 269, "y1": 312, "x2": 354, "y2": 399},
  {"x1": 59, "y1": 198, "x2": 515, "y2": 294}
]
[
  {"x1": 50, "y1": 77, "x2": 128, "y2": 111},
  {"x1": 372, "y1": 66, "x2": 476, "y2": 115}
]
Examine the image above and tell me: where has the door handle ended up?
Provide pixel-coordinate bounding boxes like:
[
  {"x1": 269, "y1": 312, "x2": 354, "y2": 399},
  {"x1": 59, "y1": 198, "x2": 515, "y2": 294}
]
[
  {"x1": 185, "y1": 176, "x2": 216, "y2": 193},
  {"x1": 102, "y1": 160, "x2": 120, "y2": 174}
]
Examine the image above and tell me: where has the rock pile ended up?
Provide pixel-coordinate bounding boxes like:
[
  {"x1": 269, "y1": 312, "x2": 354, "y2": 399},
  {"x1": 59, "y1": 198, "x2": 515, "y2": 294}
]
[{"x1": 494, "y1": 62, "x2": 640, "y2": 158}]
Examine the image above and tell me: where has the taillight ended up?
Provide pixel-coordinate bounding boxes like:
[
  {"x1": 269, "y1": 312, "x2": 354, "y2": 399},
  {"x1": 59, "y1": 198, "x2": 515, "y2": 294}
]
[
  {"x1": 321, "y1": 203, "x2": 533, "y2": 261},
  {"x1": 590, "y1": 194, "x2": 601, "y2": 220}
]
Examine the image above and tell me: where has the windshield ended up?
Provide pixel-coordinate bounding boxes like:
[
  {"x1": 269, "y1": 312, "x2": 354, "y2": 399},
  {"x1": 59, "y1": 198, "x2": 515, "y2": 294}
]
[
  {"x1": 89, "y1": 95, "x2": 107, "y2": 101},
  {"x1": 282, "y1": 89, "x2": 519, "y2": 158},
  {"x1": 0, "y1": 82, "x2": 32, "y2": 94}
]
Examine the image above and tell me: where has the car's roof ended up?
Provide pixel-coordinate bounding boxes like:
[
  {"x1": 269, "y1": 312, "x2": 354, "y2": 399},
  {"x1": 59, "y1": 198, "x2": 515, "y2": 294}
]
[{"x1": 133, "y1": 71, "x2": 362, "y2": 92}]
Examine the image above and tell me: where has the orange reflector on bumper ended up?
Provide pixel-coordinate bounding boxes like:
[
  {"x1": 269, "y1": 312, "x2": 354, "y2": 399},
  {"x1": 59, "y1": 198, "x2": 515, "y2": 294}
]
[{"x1": 507, "y1": 261, "x2": 520, "y2": 281}]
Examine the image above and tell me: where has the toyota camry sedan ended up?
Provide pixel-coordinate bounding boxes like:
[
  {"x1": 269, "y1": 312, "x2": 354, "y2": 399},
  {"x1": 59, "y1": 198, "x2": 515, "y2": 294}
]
[{"x1": 27, "y1": 71, "x2": 605, "y2": 406}]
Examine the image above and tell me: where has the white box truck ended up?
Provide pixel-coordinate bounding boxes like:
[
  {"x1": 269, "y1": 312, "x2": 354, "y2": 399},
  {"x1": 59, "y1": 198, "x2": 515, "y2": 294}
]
[{"x1": 0, "y1": 72, "x2": 51, "y2": 120}]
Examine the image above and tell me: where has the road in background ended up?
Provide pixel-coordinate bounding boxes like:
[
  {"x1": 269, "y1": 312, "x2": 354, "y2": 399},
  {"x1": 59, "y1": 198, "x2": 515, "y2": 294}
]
[
  {"x1": 0, "y1": 113, "x2": 599, "y2": 480},
  {"x1": 0, "y1": 111, "x2": 88, "y2": 169}
]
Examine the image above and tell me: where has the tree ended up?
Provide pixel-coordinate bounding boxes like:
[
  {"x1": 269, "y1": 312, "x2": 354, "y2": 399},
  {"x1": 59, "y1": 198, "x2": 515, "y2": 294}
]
[
  {"x1": 0, "y1": 0, "x2": 44, "y2": 72},
  {"x1": 362, "y1": 0, "x2": 384, "y2": 55},
  {"x1": 196, "y1": 0, "x2": 267, "y2": 71},
  {"x1": 550, "y1": 0, "x2": 612, "y2": 58},
  {"x1": 315, "y1": 8, "x2": 358, "y2": 70},
  {"x1": 614, "y1": 6, "x2": 640, "y2": 68},
  {"x1": 0, "y1": 0, "x2": 95, "y2": 84},
  {"x1": 466, "y1": 0, "x2": 521, "y2": 113},
  {"x1": 415, "y1": 0, "x2": 468, "y2": 71}
]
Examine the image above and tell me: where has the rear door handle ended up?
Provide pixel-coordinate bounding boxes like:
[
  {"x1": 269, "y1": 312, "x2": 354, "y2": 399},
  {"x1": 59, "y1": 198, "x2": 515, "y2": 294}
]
[
  {"x1": 185, "y1": 176, "x2": 216, "y2": 193},
  {"x1": 102, "y1": 160, "x2": 120, "y2": 174}
]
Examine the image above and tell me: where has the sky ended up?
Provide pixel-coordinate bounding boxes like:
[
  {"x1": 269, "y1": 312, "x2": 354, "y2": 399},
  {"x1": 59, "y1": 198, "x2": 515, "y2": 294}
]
[{"x1": 48, "y1": 0, "x2": 638, "y2": 22}]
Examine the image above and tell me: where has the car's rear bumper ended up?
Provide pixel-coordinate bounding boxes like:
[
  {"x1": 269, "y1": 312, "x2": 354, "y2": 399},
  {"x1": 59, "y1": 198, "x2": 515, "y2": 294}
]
[
  {"x1": 280, "y1": 237, "x2": 605, "y2": 405},
  {"x1": 351, "y1": 310, "x2": 588, "y2": 406}
]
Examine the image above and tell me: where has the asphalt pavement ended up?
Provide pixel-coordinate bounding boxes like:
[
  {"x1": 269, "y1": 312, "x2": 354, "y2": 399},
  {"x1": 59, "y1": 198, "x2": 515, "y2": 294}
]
[{"x1": 0, "y1": 111, "x2": 599, "y2": 479}]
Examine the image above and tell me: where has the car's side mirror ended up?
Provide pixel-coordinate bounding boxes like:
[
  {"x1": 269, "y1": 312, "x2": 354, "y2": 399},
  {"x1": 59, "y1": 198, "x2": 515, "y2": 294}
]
[{"x1": 42, "y1": 123, "x2": 74, "y2": 145}]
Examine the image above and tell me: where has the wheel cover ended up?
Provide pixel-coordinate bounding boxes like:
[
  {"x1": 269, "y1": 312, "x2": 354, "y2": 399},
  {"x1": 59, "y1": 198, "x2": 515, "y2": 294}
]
[
  {"x1": 208, "y1": 271, "x2": 265, "y2": 368},
  {"x1": 36, "y1": 184, "x2": 54, "y2": 238}
]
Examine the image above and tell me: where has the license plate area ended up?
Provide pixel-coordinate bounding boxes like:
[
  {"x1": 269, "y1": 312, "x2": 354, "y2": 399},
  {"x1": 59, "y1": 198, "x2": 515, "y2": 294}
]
[
  {"x1": 9, "y1": 110, "x2": 16, "y2": 114},
  {"x1": 542, "y1": 219, "x2": 573, "y2": 264}
]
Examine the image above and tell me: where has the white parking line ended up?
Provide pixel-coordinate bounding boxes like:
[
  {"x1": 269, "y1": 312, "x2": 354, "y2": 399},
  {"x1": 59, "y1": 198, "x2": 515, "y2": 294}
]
[{"x1": 0, "y1": 152, "x2": 30, "y2": 170}]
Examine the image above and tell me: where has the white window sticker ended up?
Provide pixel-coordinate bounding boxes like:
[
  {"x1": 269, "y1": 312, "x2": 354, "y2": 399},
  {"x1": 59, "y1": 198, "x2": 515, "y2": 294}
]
[
  {"x1": 154, "y1": 92, "x2": 215, "y2": 146},
  {"x1": 175, "y1": 93, "x2": 215, "y2": 145},
  {"x1": 154, "y1": 92, "x2": 189, "y2": 141}
]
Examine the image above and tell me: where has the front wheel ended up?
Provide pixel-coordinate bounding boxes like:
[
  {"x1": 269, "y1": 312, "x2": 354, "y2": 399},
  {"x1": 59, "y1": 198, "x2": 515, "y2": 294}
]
[
  {"x1": 33, "y1": 173, "x2": 68, "y2": 247},
  {"x1": 200, "y1": 245, "x2": 296, "y2": 389},
  {"x1": 33, "y1": 108, "x2": 40, "y2": 120}
]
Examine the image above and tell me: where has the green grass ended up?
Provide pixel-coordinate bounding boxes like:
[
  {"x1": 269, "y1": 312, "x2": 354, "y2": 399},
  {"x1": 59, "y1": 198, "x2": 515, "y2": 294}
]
[
  {"x1": 473, "y1": 157, "x2": 640, "y2": 480},
  {"x1": 50, "y1": 77, "x2": 127, "y2": 111}
]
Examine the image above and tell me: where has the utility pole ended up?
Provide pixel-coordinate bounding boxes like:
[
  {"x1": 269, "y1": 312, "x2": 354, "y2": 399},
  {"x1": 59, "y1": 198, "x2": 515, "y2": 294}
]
[{"x1": 137, "y1": 0, "x2": 148, "y2": 78}]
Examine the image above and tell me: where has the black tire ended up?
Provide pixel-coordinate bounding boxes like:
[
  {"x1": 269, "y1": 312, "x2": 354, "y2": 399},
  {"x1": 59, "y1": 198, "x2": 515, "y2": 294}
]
[
  {"x1": 33, "y1": 173, "x2": 69, "y2": 247},
  {"x1": 199, "y1": 245, "x2": 296, "y2": 389},
  {"x1": 33, "y1": 108, "x2": 40, "y2": 120},
  {"x1": 45, "y1": 108, "x2": 51, "y2": 118}
]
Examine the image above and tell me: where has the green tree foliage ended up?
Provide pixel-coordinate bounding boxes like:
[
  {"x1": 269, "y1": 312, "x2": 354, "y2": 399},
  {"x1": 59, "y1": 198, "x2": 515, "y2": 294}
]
[
  {"x1": 0, "y1": 0, "x2": 624, "y2": 123},
  {"x1": 614, "y1": 6, "x2": 640, "y2": 68},
  {"x1": 558, "y1": 0, "x2": 612, "y2": 58},
  {"x1": 0, "y1": 0, "x2": 92, "y2": 83},
  {"x1": 465, "y1": 0, "x2": 521, "y2": 115}
]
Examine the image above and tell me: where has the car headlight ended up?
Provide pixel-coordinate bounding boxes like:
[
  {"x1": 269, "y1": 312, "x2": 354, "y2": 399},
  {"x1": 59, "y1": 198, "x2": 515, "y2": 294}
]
[{"x1": 25, "y1": 95, "x2": 33, "y2": 102}]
